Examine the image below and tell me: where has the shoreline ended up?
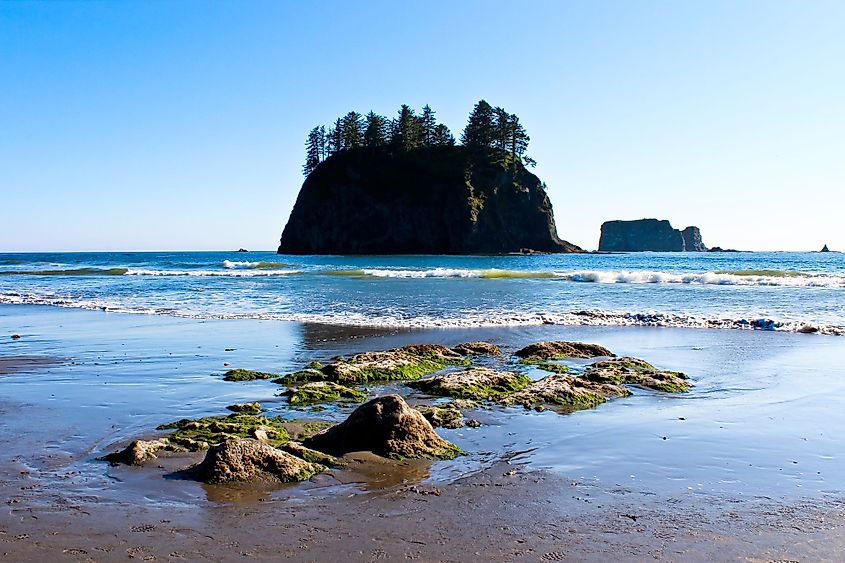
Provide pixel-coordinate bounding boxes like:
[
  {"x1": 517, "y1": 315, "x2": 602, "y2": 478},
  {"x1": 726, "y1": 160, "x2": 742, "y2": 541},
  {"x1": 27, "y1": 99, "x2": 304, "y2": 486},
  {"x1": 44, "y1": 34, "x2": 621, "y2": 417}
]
[{"x1": 3, "y1": 303, "x2": 845, "y2": 560}]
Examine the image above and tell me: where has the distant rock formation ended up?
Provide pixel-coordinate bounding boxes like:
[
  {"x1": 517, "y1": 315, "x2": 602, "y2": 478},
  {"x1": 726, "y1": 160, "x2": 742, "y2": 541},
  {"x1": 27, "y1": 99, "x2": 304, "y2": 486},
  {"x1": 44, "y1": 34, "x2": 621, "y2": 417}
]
[
  {"x1": 278, "y1": 146, "x2": 581, "y2": 255},
  {"x1": 599, "y1": 219, "x2": 708, "y2": 252},
  {"x1": 821, "y1": 244, "x2": 830, "y2": 252}
]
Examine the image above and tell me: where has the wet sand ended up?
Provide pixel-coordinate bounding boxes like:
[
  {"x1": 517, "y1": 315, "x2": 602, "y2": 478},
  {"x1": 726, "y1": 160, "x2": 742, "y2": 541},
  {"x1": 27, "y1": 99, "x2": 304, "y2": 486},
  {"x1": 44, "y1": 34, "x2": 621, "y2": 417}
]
[{"x1": 3, "y1": 304, "x2": 845, "y2": 560}]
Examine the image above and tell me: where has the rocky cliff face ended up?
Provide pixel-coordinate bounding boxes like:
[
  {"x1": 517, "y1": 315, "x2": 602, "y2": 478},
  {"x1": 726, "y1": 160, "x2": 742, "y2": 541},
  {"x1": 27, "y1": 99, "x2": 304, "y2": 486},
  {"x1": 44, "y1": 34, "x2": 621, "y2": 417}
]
[
  {"x1": 278, "y1": 147, "x2": 581, "y2": 255},
  {"x1": 599, "y1": 219, "x2": 707, "y2": 252}
]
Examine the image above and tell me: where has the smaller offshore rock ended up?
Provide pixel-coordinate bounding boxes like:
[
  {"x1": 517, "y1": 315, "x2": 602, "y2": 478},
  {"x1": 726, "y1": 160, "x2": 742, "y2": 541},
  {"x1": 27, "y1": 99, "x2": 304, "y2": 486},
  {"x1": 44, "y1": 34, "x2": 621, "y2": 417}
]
[
  {"x1": 285, "y1": 381, "x2": 368, "y2": 405},
  {"x1": 515, "y1": 341, "x2": 615, "y2": 362},
  {"x1": 583, "y1": 357, "x2": 691, "y2": 393},
  {"x1": 100, "y1": 438, "x2": 173, "y2": 466},
  {"x1": 303, "y1": 395, "x2": 461, "y2": 460},
  {"x1": 409, "y1": 368, "x2": 531, "y2": 400},
  {"x1": 500, "y1": 374, "x2": 630, "y2": 411},
  {"x1": 821, "y1": 244, "x2": 830, "y2": 252},
  {"x1": 226, "y1": 402, "x2": 264, "y2": 414},
  {"x1": 189, "y1": 438, "x2": 324, "y2": 484},
  {"x1": 452, "y1": 341, "x2": 501, "y2": 356}
]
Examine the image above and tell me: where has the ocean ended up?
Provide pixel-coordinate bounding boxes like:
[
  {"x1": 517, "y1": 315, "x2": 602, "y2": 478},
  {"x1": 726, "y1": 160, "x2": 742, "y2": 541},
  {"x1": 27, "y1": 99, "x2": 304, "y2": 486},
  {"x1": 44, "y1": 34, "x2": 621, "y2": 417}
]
[{"x1": 1, "y1": 250, "x2": 843, "y2": 334}]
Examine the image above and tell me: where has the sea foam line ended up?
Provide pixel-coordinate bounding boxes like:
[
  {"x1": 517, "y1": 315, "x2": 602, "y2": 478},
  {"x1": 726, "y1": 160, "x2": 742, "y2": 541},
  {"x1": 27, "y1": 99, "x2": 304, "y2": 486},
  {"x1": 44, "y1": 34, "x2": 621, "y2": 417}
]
[{"x1": 1, "y1": 291, "x2": 842, "y2": 336}]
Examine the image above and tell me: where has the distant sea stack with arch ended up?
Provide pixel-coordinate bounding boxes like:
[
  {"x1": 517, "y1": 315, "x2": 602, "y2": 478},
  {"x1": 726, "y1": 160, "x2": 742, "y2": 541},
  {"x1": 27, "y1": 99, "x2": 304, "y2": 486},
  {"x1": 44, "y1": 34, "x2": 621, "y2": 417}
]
[{"x1": 278, "y1": 101, "x2": 581, "y2": 255}]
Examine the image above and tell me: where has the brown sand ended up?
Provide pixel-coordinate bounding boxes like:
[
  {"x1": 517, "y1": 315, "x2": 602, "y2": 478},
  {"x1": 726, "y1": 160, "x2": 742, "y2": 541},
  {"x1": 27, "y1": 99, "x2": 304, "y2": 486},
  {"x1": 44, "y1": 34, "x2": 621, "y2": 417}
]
[{"x1": 2, "y1": 454, "x2": 844, "y2": 562}]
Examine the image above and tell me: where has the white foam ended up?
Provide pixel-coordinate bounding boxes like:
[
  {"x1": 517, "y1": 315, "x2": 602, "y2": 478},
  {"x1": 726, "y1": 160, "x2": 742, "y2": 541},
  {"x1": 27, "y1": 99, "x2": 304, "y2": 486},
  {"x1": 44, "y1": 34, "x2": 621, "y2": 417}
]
[{"x1": 124, "y1": 268, "x2": 300, "y2": 277}]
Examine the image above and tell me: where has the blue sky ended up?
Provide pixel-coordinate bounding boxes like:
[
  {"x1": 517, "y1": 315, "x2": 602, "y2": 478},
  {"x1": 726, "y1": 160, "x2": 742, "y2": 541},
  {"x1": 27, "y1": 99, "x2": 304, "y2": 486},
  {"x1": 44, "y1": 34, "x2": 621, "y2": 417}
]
[{"x1": 2, "y1": 0, "x2": 843, "y2": 251}]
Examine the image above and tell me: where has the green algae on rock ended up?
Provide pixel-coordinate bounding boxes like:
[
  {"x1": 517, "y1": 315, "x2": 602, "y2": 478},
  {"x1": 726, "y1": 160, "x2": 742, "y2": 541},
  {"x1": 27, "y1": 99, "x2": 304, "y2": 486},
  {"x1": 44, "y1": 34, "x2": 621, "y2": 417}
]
[
  {"x1": 285, "y1": 381, "x2": 368, "y2": 406},
  {"x1": 278, "y1": 344, "x2": 469, "y2": 385},
  {"x1": 222, "y1": 368, "x2": 279, "y2": 382},
  {"x1": 515, "y1": 341, "x2": 615, "y2": 362},
  {"x1": 225, "y1": 402, "x2": 264, "y2": 414},
  {"x1": 416, "y1": 404, "x2": 467, "y2": 429},
  {"x1": 409, "y1": 367, "x2": 531, "y2": 400},
  {"x1": 499, "y1": 373, "x2": 630, "y2": 411},
  {"x1": 157, "y1": 414, "x2": 292, "y2": 451},
  {"x1": 189, "y1": 437, "x2": 325, "y2": 484},
  {"x1": 584, "y1": 357, "x2": 691, "y2": 393},
  {"x1": 304, "y1": 395, "x2": 462, "y2": 460},
  {"x1": 534, "y1": 361, "x2": 570, "y2": 374}
]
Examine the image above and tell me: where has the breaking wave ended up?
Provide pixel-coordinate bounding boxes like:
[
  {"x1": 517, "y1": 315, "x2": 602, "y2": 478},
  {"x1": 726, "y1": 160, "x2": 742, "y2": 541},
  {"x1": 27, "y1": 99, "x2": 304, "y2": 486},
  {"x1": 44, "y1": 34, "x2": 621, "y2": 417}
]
[{"x1": 323, "y1": 268, "x2": 845, "y2": 287}]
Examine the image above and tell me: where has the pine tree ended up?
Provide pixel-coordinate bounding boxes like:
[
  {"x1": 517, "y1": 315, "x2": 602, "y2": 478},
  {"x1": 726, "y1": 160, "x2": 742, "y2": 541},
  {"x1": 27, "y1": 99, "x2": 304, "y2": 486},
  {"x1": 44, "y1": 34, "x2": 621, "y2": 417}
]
[
  {"x1": 461, "y1": 100, "x2": 496, "y2": 149},
  {"x1": 391, "y1": 104, "x2": 420, "y2": 150},
  {"x1": 507, "y1": 113, "x2": 530, "y2": 163},
  {"x1": 493, "y1": 107, "x2": 511, "y2": 151},
  {"x1": 420, "y1": 104, "x2": 437, "y2": 147},
  {"x1": 341, "y1": 111, "x2": 363, "y2": 149},
  {"x1": 431, "y1": 123, "x2": 455, "y2": 146},
  {"x1": 327, "y1": 118, "x2": 344, "y2": 154},
  {"x1": 303, "y1": 126, "x2": 323, "y2": 176},
  {"x1": 363, "y1": 111, "x2": 388, "y2": 147}
]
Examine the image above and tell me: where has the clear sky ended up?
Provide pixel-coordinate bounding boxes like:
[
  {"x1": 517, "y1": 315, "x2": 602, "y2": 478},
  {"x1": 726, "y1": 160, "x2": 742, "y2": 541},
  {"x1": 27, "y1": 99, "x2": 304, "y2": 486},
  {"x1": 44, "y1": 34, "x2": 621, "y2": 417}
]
[{"x1": 2, "y1": 0, "x2": 843, "y2": 252}]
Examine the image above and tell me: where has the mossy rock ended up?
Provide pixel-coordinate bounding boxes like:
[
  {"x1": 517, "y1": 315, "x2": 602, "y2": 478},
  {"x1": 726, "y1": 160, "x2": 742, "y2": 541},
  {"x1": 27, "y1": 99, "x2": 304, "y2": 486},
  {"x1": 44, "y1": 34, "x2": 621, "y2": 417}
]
[
  {"x1": 534, "y1": 361, "x2": 570, "y2": 374},
  {"x1": 285, "y1": 381, "x2": 368, "y2": 406},
  {"x1": 225, "y1": 402, "x2": 264, "y2": 414},
  {"x1": 157, "y1": 414, "x2": 292, "y2": 451},
  {"x1": 514, "y1": 341, "x2": 615, "y2": 362},
  {"x1": 410, "y1": 368, "x2": 532, "y2": 400},
  {"x1": 500, "y1": 374, "x2": 631, "y2": 412},
  {"x1": 280, "y1": 344, "x2": 470, "y2": 385},
  {"x1": 416, "y1": 404, "x2": 466, "y2": 429},
  {"x1": 189, "y1": 438, "x2": 325, "y2": 484},
  {"x1": 222, "y1": 368, "x2": 279, "y2": 382},
  {"x1": 452, "y1": 341, "x2": 501, "y2": 356},
  {"x1": 583, "y1": 357, "x2": 691, "y2": 393}
]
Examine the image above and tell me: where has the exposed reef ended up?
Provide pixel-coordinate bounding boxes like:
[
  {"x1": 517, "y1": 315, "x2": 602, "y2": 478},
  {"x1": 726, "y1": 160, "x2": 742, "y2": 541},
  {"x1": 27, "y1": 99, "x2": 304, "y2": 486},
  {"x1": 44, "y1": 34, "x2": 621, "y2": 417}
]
[
  {"x1": 584, "y1": 357, "x2": 691, "y2": 393},
  {"x1": 278, "y1": 146, "x2": 581, "y2": 255},
  {"x1": 222, "y1": 368, "x2": 279, "y2": 382},
  {"x1": 500, "y1": 373, "x2": 631, "y2": 411}
]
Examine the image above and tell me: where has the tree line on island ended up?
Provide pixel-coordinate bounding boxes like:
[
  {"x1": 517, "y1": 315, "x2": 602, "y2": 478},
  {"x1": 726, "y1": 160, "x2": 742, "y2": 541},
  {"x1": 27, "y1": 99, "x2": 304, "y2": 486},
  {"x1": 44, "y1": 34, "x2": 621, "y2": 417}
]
[{"x1": 303, "y1": 100, "x2": 533, "y2": 176}]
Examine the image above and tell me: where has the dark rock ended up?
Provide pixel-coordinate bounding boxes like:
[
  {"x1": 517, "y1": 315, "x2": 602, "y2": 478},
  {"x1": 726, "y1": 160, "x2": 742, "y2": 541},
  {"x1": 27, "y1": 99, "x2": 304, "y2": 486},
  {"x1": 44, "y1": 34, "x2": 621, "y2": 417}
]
[
  {"x1": 237, "y1": 248, "x2": 248, "y2": 252},
  {"x1": 598, "y1": 219, "x2": 707, "y2": 252},
  {"x1": 821, "y1": 244, "x2": 830, "y2": 252},
  {"x1": 11, "y1": 334, "x2": 21, "y2": 340},
  {"x1": 303, "y1": 395, "x2": 461, "y2": 460},
  {"x1": 707, "y1": 246, "x2": 739, "y2": 253},
  {"x1": 278, "y1": 146, "x2": 581, "y2": 255}
]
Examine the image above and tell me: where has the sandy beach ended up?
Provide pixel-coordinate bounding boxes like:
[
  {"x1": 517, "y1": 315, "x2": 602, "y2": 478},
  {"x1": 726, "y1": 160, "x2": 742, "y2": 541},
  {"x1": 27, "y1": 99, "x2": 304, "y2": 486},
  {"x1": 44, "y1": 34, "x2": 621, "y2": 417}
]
[{"x1": 3, "y1": 304, "x2": 845, "y2": 560}]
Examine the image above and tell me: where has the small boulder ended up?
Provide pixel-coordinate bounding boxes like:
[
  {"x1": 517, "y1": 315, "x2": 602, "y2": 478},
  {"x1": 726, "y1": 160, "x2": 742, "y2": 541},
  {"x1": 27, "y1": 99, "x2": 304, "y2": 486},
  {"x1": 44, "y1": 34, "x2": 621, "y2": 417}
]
[
  {"x1": 100, "y1": 438, "x2": 172, "y2": 466},
  {"x1": 416, "y1": 404, "x2": 466, "y2": 429},
  {"x1": 189, "y1": 438, "x2": 324, "y2": 484},
  {"x1": 514, "y1": 341, "x2": 615, "y2": 361},
  {"x1": 410, "y1": 368, "x2": 531, "y2": 400},
  {"x1": 303, "y1": 395, "x2": 461, "y2": 460},
  {"x1": 279, "y1": 441, "x2": 342, "y2": 466},
  {"x1": 452, "y1": 341, "x2": 501, "y2": 356}
]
